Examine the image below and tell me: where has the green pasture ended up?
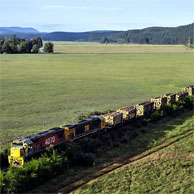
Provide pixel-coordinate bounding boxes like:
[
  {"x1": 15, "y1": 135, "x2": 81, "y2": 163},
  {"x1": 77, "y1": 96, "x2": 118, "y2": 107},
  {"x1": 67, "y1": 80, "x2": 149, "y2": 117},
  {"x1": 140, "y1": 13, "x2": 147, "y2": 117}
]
[
  {"x1": 53, "y1": 42, "x2": 194, "y2": 54},
  {"x1": 71, "y1": 112, "x2": 194, "y2": 194},
  {"x1": 0, "y1": 48, "x2": 194, "y2": 148}
]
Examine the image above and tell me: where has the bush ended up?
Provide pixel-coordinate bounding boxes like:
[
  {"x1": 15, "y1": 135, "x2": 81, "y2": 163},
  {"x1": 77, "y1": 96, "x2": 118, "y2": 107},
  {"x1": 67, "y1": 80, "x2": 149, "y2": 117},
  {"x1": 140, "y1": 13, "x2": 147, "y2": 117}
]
[
  {"x1": 3, "y1": 149, "x2": 67, "y2": 193},
  {"x1": 183, "y1": 96, "x2": 194, "y2": 109},
  {"x1": 0, "y1": 170, "x2": 5, "y2": 193},
  {"x1": 0, "y1": 147, "x2": 9, "y2": 169},
  {"x1": 43, "y1": 42, "x2": 54, "y2": 53},
  {"x1": 150, "y1": 110, "x2": 165, "y2": 122}
]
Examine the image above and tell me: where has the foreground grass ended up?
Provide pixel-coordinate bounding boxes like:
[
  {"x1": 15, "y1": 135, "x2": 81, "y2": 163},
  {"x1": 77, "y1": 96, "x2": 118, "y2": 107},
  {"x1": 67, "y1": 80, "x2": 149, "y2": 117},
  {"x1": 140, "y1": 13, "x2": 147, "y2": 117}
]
[
  {"x1": 0, "y1": 51, "x2": 193, "y2": 148},
  {"x1": 29, "y1": 110, "x2": 194, "y2": 194},
  {"x1": 72, "y1": 113, "x2": 194, "y2": 194}
]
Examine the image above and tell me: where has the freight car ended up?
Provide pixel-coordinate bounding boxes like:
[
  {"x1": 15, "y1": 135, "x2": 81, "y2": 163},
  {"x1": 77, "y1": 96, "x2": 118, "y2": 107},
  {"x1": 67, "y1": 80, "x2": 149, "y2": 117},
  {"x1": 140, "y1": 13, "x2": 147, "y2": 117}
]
[
  {"x1": 135, "y1": 101, "x2": 154, "y2": 117},
  {"x1": 102, "y1": 112, "x2": 123, "y2": 127},
  {"x1": 184, "y1": 85, "x2": 194, "y2": 96},
  {"x1": 116, "y1": 106, "x2": 136, "y2": 122},
  {"x1": 8, "y1": 85, "x2": 193, "y2": 167},
  {"x1": 151, "y1": 96, "x2": 167, "y2": 110},
  {"x1": 163, "y1": 93, "x2": 176, "y2": 104},
  {"x1": 175, "y1": 91, "x2": 188, "y2": 101}
]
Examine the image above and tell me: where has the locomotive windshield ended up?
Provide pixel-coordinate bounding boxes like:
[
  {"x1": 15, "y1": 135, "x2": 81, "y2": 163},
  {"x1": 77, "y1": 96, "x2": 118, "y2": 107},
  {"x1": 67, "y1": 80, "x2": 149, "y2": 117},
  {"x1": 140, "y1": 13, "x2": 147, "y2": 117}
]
[{"x1": 12, "y1": 143, "x2": 23, "y2": 148}]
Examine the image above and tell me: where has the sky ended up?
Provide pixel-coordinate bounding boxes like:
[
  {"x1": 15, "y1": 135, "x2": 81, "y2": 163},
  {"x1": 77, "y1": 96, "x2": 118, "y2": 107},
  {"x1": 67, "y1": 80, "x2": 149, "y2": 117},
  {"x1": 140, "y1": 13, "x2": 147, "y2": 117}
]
[{"x1": 0, "y1": 0, "x2": 193, "y2": 32}]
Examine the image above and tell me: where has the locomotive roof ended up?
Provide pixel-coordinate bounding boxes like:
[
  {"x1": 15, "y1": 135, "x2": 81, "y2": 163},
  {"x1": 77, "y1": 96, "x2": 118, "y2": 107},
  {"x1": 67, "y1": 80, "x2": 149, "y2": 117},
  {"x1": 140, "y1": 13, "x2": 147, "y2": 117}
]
[
  {"x1": 13, "y1": 139, "x2": 33, "y2": 145},
  {"x1": 61, "y1": 116, "x2": 100, "y2": 128},
  {"x1": 25, "y1": 127, "x2": 63, "y2": 141}
]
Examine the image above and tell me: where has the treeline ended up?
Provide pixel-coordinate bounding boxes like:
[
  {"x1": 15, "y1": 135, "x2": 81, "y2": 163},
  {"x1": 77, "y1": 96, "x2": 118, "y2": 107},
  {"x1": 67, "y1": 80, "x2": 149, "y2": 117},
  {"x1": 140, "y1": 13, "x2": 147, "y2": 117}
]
[
  {"x1": 1, "y1": 23, "x2": 193, "y2": 45},
  {"x1": 0, "y1": 95, "x2": 193, "y2": 193},
  {"x1": 102, "y1": 23, "x2": 194, "y2": 45},
  {"x1": 0, "y1": 36, "x2": 54, "y2": 54}
]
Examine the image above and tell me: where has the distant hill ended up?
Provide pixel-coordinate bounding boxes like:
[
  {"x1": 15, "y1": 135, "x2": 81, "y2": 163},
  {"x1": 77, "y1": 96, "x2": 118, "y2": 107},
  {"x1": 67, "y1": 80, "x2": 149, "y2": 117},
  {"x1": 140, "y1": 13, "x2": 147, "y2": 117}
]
[
  {"x1": 41, "y1": 31, "x2": 122, "y2": 41},
  {"x1": 0, "y1": 23, "x2": 193, "y2": 44},
  {"x1": 106, "y1": 23, "x2": 194, "y2": 44},
  {"x1": 0, "y1": 27, "x2": 39, "y2": 34}
]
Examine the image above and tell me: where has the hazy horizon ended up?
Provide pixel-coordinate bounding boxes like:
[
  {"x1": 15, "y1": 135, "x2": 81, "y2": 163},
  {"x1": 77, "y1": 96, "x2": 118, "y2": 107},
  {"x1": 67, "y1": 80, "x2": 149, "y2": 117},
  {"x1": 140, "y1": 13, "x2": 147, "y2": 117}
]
[
  {"x1": 0, "y1": 0, "x2": 193, "y2": 32},
  {"x1": 1, "y1": 22, "x2": 194, "y2": 33}
]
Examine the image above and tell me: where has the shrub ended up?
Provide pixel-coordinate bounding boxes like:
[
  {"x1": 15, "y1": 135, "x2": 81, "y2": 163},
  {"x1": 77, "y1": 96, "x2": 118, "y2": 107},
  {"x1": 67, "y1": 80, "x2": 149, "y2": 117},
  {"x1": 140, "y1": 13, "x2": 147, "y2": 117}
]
[
  {"x1": 150, "y1": 110, "x2": 165, "y2": 122},
  {"x1": 0, "y1": 147, "x2": 9, "y2": 169},
  {"x1": 183, "y1": 95, "x2": 194, "y2": 109},
  {"x1": 4, "y1": 149, "x2": 67, "y2": 193},
  {"x1": 0, "y1": 170, "x2": 5, "y2": 193},
  {"x1": 43, "y1": 42, "x2": 54, "y2": 53}
]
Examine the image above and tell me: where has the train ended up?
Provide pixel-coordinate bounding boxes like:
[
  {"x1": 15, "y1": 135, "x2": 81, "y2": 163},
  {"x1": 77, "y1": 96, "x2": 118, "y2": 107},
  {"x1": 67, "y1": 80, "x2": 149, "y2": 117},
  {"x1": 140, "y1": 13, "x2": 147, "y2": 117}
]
[{"x1": 8, "y1": 85, "x2": 194, "y2": 167}]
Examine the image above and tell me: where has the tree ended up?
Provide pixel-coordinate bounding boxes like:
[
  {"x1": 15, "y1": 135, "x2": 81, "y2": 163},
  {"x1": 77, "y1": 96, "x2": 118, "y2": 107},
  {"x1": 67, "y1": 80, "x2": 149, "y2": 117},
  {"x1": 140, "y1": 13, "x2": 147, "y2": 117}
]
[
  {"x1": 185, "y1": 36, "x2": 191, "y2": 48},
  {"x1": 18, "y1": 41, "x2": 28, "y2": 53},
  {"x1": 0, "y1": 39, "x2": 4, "y2": 53},
  {"x1": 101, "y1": 37, "x2": 109, "y2": 44},
  {"x1": 32, "y1": 37, "x2": 43, "y2": 49},
  {"x1": 31, "y1": 44, "x2": 39, "y2": 53},
  {"x1": 43, "y1": 42, "x2": 54, "y2": 53},
  {"x1": 11, "y1": 35, "x2": 20, "y2": 45},
  {"x1": 27, "y1": 41, "x2": 33, "y2": 53},
  {"x1": 2, "y1": 40, "x2": 17, "y2": 53}
]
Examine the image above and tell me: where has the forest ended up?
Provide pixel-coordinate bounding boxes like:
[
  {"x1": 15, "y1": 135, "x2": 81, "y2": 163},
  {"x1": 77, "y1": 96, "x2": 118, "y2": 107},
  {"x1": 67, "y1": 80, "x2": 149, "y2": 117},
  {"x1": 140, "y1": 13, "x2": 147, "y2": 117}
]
[{"x1": 1, "y1": 23, "x2": 193, "y2": 45}]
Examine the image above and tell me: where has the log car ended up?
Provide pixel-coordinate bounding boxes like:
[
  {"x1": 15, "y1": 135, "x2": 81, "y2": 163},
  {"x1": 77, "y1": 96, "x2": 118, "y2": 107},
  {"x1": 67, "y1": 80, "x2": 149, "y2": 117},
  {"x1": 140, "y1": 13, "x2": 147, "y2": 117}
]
[
  {"x1": 102, "y1": 112, "x2": 123, "y2": 128},
  {"x1": 163, "y1": 93, "x2": 176, "y2": 104},
  {"x1": 175, "y1": 91, "x2": 188, "y2": 102},
  {"x1": 116, "y1": 106, "x2": 136, "y2": 122},
  {"x1": 135, "y1": 101, "x2": 154, "y2": 117},
  {"x1": 151, "y1": 96, "x2": 167, "y2": 110},
  {"x1": 184, "y1": 85, "x2": 194, "y2": 96}
]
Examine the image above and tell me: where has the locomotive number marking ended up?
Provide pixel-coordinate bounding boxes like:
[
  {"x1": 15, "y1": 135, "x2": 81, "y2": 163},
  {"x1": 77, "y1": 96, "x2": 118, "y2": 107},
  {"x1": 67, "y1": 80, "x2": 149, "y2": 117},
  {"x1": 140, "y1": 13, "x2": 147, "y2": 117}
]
[{"x1": 45, "y1": 136, "x2": 55, "y2": 145}]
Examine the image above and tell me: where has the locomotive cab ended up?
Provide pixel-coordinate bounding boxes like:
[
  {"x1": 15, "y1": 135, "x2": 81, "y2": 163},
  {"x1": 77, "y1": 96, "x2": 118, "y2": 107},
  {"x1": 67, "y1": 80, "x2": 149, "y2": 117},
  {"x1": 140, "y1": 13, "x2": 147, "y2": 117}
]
[{"x1": 8, "y1": 139, "x2": 30, "y2": 167}]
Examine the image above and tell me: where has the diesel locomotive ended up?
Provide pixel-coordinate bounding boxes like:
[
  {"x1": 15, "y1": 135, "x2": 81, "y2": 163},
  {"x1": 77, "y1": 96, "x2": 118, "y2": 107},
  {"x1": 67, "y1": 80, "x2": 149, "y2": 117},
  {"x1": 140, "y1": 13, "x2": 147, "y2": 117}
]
[{"x1": 8, "y1": 85, "x2": 194, "y2": 167}]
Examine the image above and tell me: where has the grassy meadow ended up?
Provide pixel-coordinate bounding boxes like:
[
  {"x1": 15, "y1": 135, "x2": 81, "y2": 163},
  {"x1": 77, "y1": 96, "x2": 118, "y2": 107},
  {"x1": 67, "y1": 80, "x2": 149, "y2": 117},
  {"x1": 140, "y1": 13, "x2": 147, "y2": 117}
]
[
  {"x1": 53, "y1": 41, "x2": 194, "y2": 54},
  {"x1": 67, "y1": 111, "x2": 194, "y2": 194},
  {"x1": 0, "y1": 43, "x2": 194, "y2": 148}
]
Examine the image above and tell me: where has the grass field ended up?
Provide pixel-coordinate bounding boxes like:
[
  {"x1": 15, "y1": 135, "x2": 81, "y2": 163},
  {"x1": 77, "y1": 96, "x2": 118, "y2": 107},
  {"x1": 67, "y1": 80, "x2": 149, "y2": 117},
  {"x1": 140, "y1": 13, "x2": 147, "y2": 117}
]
[
  {"x1": 53, "y1": 42, "x2": 194, "y2": 54},
  {"x1": 0, "y1": 43, "x2": 194, "y2": 148},
  {"x1": 67, "y1": 112, "x2": 194, "y2": 194}
]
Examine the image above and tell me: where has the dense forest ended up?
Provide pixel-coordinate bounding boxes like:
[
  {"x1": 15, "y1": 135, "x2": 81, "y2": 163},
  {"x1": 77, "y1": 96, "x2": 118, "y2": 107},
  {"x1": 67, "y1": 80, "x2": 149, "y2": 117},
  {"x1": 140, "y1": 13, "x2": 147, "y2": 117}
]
[
  {"x1": 0, "y1": 23, "x2": 193, "y2": 44},
  {"x1": 105, "y1": 23, "x2": 194, "y2": 44}
]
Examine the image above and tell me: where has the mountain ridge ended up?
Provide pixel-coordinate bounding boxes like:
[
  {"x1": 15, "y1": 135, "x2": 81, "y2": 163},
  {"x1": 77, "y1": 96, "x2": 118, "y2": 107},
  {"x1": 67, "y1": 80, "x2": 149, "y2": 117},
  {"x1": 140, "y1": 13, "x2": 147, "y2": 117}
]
[{"x1": 0, "y1": 23, "x2": 193, "y2": 44}]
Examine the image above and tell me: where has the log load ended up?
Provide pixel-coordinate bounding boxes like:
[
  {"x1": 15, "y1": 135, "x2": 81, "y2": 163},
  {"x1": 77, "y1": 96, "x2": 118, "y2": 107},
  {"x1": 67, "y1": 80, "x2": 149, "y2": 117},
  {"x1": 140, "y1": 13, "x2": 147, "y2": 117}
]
[
  {"x1": 151, "y1": 96, "x2": 167, "y2": 109},
  {"x1": 102, "y1": 112, "x2": 123, "y2": 127},
  {"x1": 163, "y1": 93, "x2": 176, "y2": 104},
  {"x1": 116, "y1": 106, "x2": 136, "y2": 121},
  {"x1": 184, "y1": 85, "x2": 194, "y2": 96},
  {"x1": 135, "y1": 101, "x2": 154, "y2": 117},
  {"x1": 175, "y1": 91, "x2": 188, "y2": 101}
]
